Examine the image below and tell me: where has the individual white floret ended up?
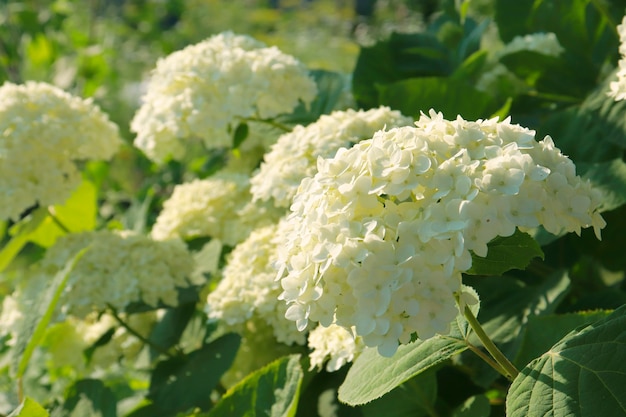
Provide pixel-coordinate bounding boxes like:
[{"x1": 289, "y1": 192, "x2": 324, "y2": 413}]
[
  {"x1": 276, "y1": 109, "x2": 605, "y2": 357},
  {"x1": 0, "y1": 81, "x2": 122, "y2": 220},
  {"x1": 131, "y1": 32, "x2": 317, "y2": 162},
  {"x1": 250, "y1": 107, "x2": 413, "y2": 207}
]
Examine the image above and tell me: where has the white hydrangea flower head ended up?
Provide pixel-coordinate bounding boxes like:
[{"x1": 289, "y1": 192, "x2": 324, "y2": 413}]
[
  {"x1": 609, "y1": 16, "x2": 626, "y2": 101},
  {"x1": 151, "y1": 172, "x2": 282, "y2": 246},
  {"x1": 250, "y1": 107, "x2": 413, "y2": 208},
  {"x1": 498, "y1": 32, "x2": 565, "y2": 58},
  {"x1": 131, "y1": 31, "x2": 317, "y2": 162},
  {"x1": 40, "y1": 230, "x2": 194, "y2": 318},
  {"x1": 207, "y1": 222, "x2": 306, "y2": 345},
  {"x1": 0, "y1": 295, "x2": 23, "y2": 345},
  {"x1": 308, "y1": 324, "x2": 365, "y2": 372},
  {"x1": 276, "y1": 110, "x2": 606, "y2": 357},
  {"x1": 0, "y1": 81, "x2": 122, "y2": 220}
]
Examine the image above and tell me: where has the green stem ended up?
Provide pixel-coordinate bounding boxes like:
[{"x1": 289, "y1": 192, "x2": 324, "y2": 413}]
[
  {"x1": 465, "y1": 343, "x2": 510, "y2": 380},
  {"x1": 241, "y1": 116, "x2": 292, "y2": 132},
  {"x1": 107, "y1": 304, "x2": 176, "y2": 359},
  {"x1": 47, "y1": 207, "x2": 72, "y2": 234},
  {"x1": 590, "y1": 0, "x2": 619, "y2": 39},
  {"x1": 463, "y1": 306, "x2": 519, "y2": 381}
]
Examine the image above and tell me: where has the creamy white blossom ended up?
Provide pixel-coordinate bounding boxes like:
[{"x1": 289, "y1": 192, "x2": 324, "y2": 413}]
[
  {"x1": 0, "y1": 81, "x2": 122, "y2": 220},
  {"x1": 610, "y1": 16, "x2": 626, "y2": 100},
  {"x1": 151, "y1": 172, "x2": 282, "y2": 246},
  {"x1": 207, "y1": 222, "x2": 306, "y2": 345},
  {"x1": 308, "y1": 324, "x2": 364, "y2": 372},
  {"x1": 276, "y1": 110, "x2": 605, "y2": 356},
  {"x1": 498, "y1": 32, "x2": 565, "y2": 58},
  {"x1": 250, "y1": 107, "x2": 413, "y2": 207},
  {"x1": 40, "y1": 230, "x2": 195, "y2": 318},
  {"x1": 131, "y1": 32, "x2": 317, "y2": 162}
]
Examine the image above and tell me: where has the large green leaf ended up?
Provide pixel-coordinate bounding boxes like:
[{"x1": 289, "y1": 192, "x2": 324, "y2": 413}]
[
  {"x1": 338, "y1": 318, "x2": 469, "y2": 406},
  {"x1": 461, "y1": 271, "x2": 570, "y2": 387},
  {"x1": 207, "y1": 354, "x2": 303, "y2": 417},
  {"x1": 506, "y1": 304, "x2": 626, "y2": 417},
  {"x1": 352, "y1": 32, "x2": 452, "y2": 108},
  {"x1": 12, "y1": 247, "x2": 89, "y2": 378},
  {"x1": 142, "y1": 333, "x2": 241, "y2": 416},
  {"x1": 8, "y1": 397, "x2": 48, "y2": 417},
  {"x1": 581, "y1": 158, "x2": 626, "y2": 212},
  {"x1": 467, "y1": 229, "x2": 544, "y2": 276},
  {"x1": 360, "y1": 370, "x2": 438, "y2": 417},
  {"x1": 377, "y1": 77, "x2": 499, "y2": 120},
  {"x1": 147, "y1": 302, "x2": 197, "y2": 361},
  {"x1": 514, "y1": 310, "x2": 611, "y2": 368},
  {"x1": 62, "y1": 379, "x2": 117, "y2": 417},
  {"x1": 0, "y1": 208, "x2": 48, "y2": 272}
]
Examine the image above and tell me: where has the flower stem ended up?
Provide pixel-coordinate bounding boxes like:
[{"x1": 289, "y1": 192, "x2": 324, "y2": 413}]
[
  {"x1": 463, "y1": 306, "x2": 519, "y2": 381},
  {"x1": 242, "y1": 116, "x2": 292, "y2": 132},
  {"x1": 107, "y1": 304, "x2": 176, "y2": 359},
  {"x1": 47, "y1": 206, "x2": 71, "y2": 234}
]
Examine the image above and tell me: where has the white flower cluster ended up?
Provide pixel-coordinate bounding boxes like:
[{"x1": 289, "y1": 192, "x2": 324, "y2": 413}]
[
  {"x1": 250, "y1": 107, "x2": 413, "y2": 208},
  {"x1": 610, "y1": 16, "x2": 626, "y2": 101},
  {"x1": 498, "y1": 32, "x2": 565, "y2": 58},
  {"x1": 276, "y1": 110, "x2": 605, "y2": 356},
  {"x1": 308, "y1": 324, "x2": 364, "y2": 372},
  {"x1": 207, "y1": 223, "x2": 306, "y2": 345},
  {"x1": 151, "y1": 172, "x2": 281, "y2": 246},
  {"x1": 0, "y1": 81, "x2": 121, "y2": 220},
  {"x1": 41, "y1": 230, "x2": 195, "y2": 318},
  {"x1": 131, "y1": 31, "x2": 317, "y2": 162}
]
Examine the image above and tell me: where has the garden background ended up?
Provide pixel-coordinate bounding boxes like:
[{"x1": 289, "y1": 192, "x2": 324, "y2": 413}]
[{"x1": 1, "y1": 0, "x2": 626, "y2": 416}]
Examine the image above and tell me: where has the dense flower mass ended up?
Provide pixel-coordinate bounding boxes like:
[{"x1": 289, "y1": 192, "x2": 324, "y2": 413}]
[
  {"x1": 207, "y1": 223, "x2": 306, "y2": 345},
  {"x1": 609, "y1": 16, "x2": 626, "y2": 101},
  {"x1": 308, "y1": 324, "x2": 364, "y2": 372},
  {"x1": 40, "y1": 230, "x2": 195, "y2": 318},
  {"x1": 276, "y1": 110, "x2": 606, "y2": 356},
  {"x1": 131, "y1": 31, "x2": 317, "y2": 162},
  {"x1": 0, "y1": 81, "x2": 122, "y2": 220},
  {"x1": 151, "y1": 172, "x2": 281, "y2": 246},
  {"x1": 250, "y1": 107, "x2": 413, "y2": 208}
]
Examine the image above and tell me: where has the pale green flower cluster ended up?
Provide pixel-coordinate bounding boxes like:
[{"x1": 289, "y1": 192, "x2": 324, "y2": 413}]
[
  {"x1": 609, "y1": 16, "x2": 626, "y2": 101},
  {"x1": 131, "y1": 31, "x2": 317, "y2": 162},
  {"x1": 41, "y1": 230, "x2": 195, "y2": 318},
  {"x1": 308, "y1": 324, "x2": 364, "y2": 372},
  {"x1": 250, "y1": 107, "x2": 413, "y2": 208},
  {"x1": 498, "y1": 32, "x2": 565, "y2": 58},
  {"x1": 151, "y1": 172, "x2": 282, "y2": 246},
  {"x1": 207, "y1": 223, "x2": 307, "y2": 345},
  {"x1": 276, "y1": 110, "x2": 606, "y2": 356},
  {"x1": 0, "y1": 81, "x2": 121, "y2": 220}
]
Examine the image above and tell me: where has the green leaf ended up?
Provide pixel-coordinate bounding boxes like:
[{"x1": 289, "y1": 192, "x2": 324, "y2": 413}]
[
  {"x1": 279, "y1": 70, "x2": 351, "y2": 125},
  {"x1": 148, "y1": 302, "x2": 197, "y2": 361},
  {"x1": 207, "y1": 354, "x2": 303, "y2": 417},
  {"x1": 12, "y1": 247, "x2": 89, "y2": 378},
  {"x1": 360, "y1": 370, "x2": 438, "y2": 417},
  {"x1": 467, "y1": 229, "x2": 544, "y2": 276},
  {"x1": 8, "y1": 397, "x2": 49, "y2": 417},
  {"x1": 338, "y1": 318, "x2": 469, "y2": 406},
  {"x1": 232, "y1": 122, "x2": 249, "y2": 149},
  {"x1": 27, "y1": 179, "x2": 98, "y2": 248},
  {"x1": 507, "y1": 304, "x2": 626, "y2": 417},
  {"x1": 377, "y1": 77, "x2": 499, "y2": 120},
  {"x1": 450, "y1": 394, "x2": 491, "y2": 417},
  {"x1": 352, "y1": 32, "x2": 451, "y2": 108},
  {"x1": 0, "y1": 208, "x2": 48, "y2": 272},
  {"x1": 461, "y1": 271, "x2": 571, "y2": 387},
  {"x1": 63, "y1": 379, "x2": 117, "y2": 417},
  {"x1": 514, "y1": 310, "x2": 612, "y2": 368},
  {"x1": 145, "y1": 333, "x2": 241, "y2": 415},
  {"x1": 581, "y1": 158, "x2": 626, "y2": 212}
]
